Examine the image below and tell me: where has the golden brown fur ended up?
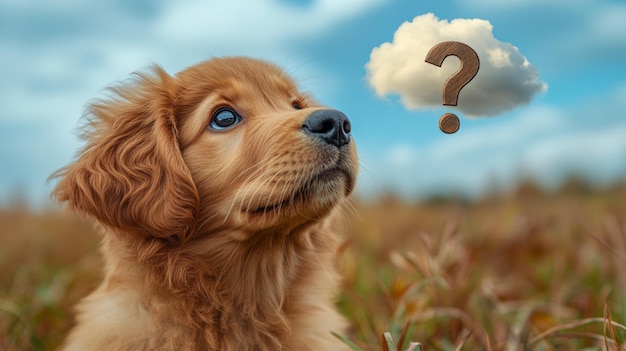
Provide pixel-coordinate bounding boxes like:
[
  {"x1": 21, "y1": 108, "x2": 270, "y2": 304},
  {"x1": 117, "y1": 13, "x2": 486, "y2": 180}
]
[{"x1": 52, "y1": 57, "x2": 357, "y2": 350}]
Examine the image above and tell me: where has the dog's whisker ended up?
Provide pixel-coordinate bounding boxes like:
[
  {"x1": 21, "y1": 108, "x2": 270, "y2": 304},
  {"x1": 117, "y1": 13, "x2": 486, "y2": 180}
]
[
  {"x1": 259, "y1": 170, "x2": 285, "y2": 213},
  {"x1": 273, "y1": 169, "x2": 302, "y2": 217},
  {"x1": 224, "y1": 162, "x2": 284, "y2": 222},
  {"x1": 243, "y1": 165, "x2": 285, "y2": 214},
  {"x1": 289, "y1": 171, "x2": 319, "y2": 222},
  {"x1": 239, "y1": 165, "x2": 280, "y2": 207},
  {"x1": 342, "y1": 197, "x2": 361, "y2": 223},
  {"x1": 223, "y1": 159, "x2": 278, "y2": 223}
]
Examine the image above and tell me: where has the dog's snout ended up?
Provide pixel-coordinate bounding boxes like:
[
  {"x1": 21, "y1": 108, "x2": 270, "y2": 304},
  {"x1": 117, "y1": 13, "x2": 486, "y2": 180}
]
[{"x1": 302, "y1": 109, "x2": 351, "y2": 148}]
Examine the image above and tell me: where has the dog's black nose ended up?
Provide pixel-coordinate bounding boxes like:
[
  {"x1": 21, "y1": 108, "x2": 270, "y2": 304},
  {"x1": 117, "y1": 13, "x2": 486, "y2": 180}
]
[{"x1": 302, "y1": 109, "x2": 351, "y2": 148}]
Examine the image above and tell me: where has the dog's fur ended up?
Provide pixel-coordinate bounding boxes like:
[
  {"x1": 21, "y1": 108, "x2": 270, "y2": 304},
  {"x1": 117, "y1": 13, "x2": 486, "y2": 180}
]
[{"x1": 52, "y1": 57, "x2": 357, "y2": 350}]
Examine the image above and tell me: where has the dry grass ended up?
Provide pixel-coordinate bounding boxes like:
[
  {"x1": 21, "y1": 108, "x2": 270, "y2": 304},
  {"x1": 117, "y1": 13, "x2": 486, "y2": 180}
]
[
  {"x1": 0, "y1": 204, "x2": 101, "y2": 350},
  {"x1": 338, "y1": 180, "x2": 626, "y2": 350},
  {"x1": 1, "y1": 180, "x2": 625, "y2": 350}
]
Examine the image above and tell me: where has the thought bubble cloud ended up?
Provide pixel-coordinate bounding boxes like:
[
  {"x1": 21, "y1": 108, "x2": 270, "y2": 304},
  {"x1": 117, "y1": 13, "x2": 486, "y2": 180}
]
[{"x1": 366, "y1": 13, "x2": 547, "y2": 117}]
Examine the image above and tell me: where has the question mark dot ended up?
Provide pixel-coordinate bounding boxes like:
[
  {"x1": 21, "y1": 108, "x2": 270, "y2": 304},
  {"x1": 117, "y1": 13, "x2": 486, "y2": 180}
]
[
  {"x1": 425, "y1": 41, "x2": 479, "y2": 134},
  {"x1": 439, "y1": 113, "x2": 460, "y2": 134}
]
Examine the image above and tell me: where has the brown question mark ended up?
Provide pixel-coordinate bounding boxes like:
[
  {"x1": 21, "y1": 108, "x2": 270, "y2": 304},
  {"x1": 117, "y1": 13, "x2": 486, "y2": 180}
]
[{"x1": 425, "y1": 41, "x2": 480, "y2": 134}]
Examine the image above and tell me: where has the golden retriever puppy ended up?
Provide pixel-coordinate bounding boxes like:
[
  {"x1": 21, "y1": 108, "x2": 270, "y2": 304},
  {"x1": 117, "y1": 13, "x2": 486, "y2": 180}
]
[{"x1": 51, "y1": 57, "x2": 357, "y2": 350}]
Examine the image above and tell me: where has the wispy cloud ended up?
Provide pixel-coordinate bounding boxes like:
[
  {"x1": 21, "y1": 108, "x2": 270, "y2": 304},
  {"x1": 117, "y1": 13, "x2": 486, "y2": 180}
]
[
  {"x1": 364, "y1": 83, "x2": 626, "y2": 199},
  {"x1": 458, "y1": 0, "x2": 626, "y2": 65},
  {"x1": 157, "y1": 0, "x2": 386, "y2": 53}
]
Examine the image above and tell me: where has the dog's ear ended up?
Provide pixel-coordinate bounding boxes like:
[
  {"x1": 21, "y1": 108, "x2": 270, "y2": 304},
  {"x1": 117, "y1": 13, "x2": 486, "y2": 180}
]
[{"x1": 51, "y1": 66, "x2": 199, "y2": 243}]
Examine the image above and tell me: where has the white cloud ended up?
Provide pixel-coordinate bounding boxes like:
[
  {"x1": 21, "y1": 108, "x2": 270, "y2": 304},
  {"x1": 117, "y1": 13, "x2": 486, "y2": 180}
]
[
  {"x1": 158, "y1": 0, "x2": 385, "y2": 52},
  {"x1": 486, "y1": 47, "x2": 512, "y2": 68},
  {"x1": 365, "y1": 13, "x2": 547, "y2": 117}
]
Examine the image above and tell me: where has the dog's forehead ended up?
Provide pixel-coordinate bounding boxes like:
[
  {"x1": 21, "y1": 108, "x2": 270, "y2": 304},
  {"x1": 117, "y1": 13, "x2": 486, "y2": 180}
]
[{"x1": 178, "y1": 57, "x2": 298, "y2": 95}]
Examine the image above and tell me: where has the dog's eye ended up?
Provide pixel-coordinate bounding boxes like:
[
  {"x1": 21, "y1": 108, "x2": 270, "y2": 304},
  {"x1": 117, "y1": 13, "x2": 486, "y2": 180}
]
[
  {"x1": 292, "y1": 98, "x2": 305, "y2": 110},
  {"x1": 210, "y1": 108, "x2": 242, "y2": 130}
]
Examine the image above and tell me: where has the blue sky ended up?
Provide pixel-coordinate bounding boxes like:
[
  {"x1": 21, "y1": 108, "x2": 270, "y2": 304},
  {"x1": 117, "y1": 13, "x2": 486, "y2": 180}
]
[{"x1": 1, "y1": 0, "x2": 625, "y2": 206}]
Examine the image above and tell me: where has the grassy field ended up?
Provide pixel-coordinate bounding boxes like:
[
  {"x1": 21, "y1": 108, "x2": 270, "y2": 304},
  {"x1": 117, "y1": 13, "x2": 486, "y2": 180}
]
[{"x1": 1, "y1": 180, "x2": 625, "y2": 350}]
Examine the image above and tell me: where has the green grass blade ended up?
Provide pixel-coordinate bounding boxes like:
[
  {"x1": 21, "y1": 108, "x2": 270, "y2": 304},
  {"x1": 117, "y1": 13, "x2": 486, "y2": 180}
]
[{"x1": 331, "y1": 332, "x2": 363, "y2": 351}]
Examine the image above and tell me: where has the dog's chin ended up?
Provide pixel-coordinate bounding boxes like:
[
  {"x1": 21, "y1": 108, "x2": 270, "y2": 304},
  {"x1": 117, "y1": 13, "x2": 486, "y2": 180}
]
[{"x1": 242, "y1": 167, "x2": 354, "y2": 229}]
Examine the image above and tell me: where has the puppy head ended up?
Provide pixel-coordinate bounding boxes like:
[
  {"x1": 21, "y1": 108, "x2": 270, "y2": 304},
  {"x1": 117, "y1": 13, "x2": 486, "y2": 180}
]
[
  {"x1": 52, "y1": 57, "x2": 357, "y2": 242},
  {"x1": 176, "y1": 57, "x2": 357, "y2": 234}
]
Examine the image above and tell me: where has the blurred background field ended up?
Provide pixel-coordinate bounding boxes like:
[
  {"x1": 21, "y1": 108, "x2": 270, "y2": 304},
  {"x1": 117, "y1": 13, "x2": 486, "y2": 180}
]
[{"x1": 1, "y1": 178, "x2": 625, "y2": 350}]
